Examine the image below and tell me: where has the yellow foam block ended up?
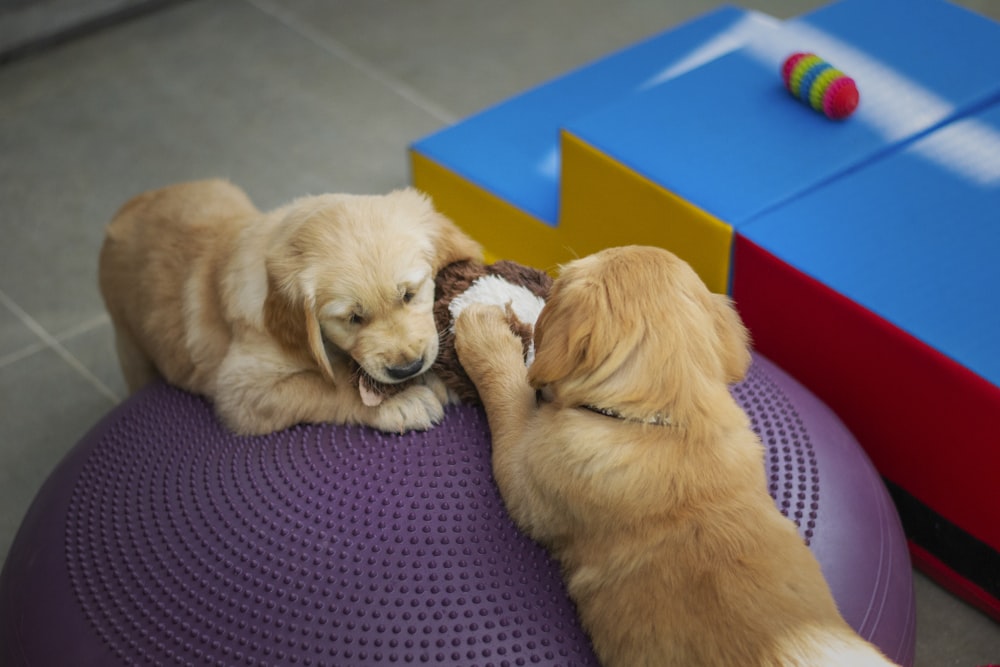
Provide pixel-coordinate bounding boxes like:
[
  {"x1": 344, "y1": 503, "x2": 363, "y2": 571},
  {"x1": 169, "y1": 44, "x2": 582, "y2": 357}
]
[
  {"x1": 558, "y1": 132, "x2": 733, "y2": 294},
  {"x1": 410, "y1": 151, "x2": 570, "y2": 270},
  {"x1": 410, "y1": 134, "x2": 733, "y2": 293}
]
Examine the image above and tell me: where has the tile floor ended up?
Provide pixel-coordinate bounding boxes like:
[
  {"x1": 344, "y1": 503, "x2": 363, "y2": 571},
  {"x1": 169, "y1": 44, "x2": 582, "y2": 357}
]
[{"x1": 1, "y1": 1, "x2": 998, "y2": 665}]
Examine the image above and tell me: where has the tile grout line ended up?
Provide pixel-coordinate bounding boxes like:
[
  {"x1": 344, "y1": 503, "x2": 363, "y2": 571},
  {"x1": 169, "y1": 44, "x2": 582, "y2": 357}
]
[
  {"x1": 0, "y1": 313, "x2": 112, "y2": 369},
  {"x1": 0, "y1": 289, "x2": 120, "y2": 404},
  {"x1": 243, "y1": 0, "x2": 458, "y2": 126},
  {"x1": 0, "y1": 339, "x2": 47, "y2": 369},
  {"x1": 57, "y1": 312, "x2": 112, "y2": 339}
]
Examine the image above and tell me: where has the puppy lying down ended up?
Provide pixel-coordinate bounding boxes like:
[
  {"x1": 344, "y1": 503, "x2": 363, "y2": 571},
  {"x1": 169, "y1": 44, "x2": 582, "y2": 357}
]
[
  {"x1": 454, "y1": 246, "x2": 897, "y2": 667},
  {"x1": 99, "y1": 179, "x2": 481, "y2": 435}
]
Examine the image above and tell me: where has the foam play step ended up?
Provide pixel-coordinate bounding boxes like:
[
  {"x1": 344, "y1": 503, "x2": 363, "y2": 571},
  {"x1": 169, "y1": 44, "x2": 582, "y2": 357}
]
[
  {"x1": 413, "y1": 0, "x2": 1000, "y2": 292},
  {"x1": 409, "y1": 0, "x2": 1000, "y2": 623},
  {"x1": 559, "y1": 0, "x2": 1000, "y2": 291},
  {"x1": 411, "y1": 5, "x2": 780, "y2": 271},
  {"x1": 733, "y1": 100, "x2": 1000, "y2": 621}
]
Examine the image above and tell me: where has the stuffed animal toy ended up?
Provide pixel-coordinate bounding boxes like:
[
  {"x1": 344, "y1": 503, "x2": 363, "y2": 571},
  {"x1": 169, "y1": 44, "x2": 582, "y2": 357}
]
[{"x1": 352, "y1": 259, "x2": 553, "y2": 406}]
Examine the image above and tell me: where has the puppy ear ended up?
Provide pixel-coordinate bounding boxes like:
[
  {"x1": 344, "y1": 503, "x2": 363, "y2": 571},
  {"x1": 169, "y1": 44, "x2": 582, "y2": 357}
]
[
  {"x1": 527, "y1": 278, "x2": 603, "y2": 388},
  {"x1": 263, "y1": 276, "x2": 337, "y2": 384},
  {"x1": 712, "y1": 293, "x2": 752, "y2": 383},
  {"x1": 408, "y1": 188, "x2": 481, "y2": 271},
  {"x1": 304, "y1": 302, "x2": 337, "y2": 383},
  {"x1": 430, "y1": 211, "x2": 482, "y2": 271}
]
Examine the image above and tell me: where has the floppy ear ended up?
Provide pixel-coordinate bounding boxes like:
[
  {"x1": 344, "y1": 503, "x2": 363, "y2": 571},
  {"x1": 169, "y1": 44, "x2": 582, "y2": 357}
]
[
  {"x1": 304, "y1": 301, "x2": 337, "y2": 383},
  {"x1": 429, "y1": 211, "x2": 482, "y2": 272},
  {"x1": 263, "y1": 276, "x2": 337, "y2": 384},
  {"x1": 527, "y1": 279, "x2": 605, "y2": 389},
  {"x1": 712, "y1": 293, "x2": 752, "y2": 383}
]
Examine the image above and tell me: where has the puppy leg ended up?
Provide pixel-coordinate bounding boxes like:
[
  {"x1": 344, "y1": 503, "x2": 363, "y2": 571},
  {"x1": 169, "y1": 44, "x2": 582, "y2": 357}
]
[
  {"x1": 421, "y1": 370, "x2": 461, "y2": 407},
  {"x1": 372, "y1": 382, "x2": 446, "y2": 432},
  {"x1": 454, "y1": 304, "x2": 539, "y2": 517},
  {"x1": 215, "y1": 348, "x2": 444, "y2": 435},
  {"x1": 454, "y1": 303, "x2": 535, "y2": 431}
]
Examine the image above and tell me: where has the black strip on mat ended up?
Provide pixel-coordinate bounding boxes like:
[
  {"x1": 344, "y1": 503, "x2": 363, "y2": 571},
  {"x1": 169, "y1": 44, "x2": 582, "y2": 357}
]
[{"x1": 885, "y1": 479, "x2": 1000, "y2": 602}]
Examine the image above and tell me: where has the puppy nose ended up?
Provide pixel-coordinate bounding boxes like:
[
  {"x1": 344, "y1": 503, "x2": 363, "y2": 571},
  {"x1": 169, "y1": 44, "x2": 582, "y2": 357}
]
[{"x1": 386, "y1": 357, "x2": 425, "y2": 381}]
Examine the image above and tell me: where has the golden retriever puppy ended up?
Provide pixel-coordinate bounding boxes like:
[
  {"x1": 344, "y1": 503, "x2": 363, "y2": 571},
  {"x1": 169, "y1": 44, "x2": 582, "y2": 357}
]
[
  {"x1": 99, "y1": 179, "x2": 481, "y2": 435},
  {"x1": 454, "y1": 245, "x2": 896, "y2": 667}
]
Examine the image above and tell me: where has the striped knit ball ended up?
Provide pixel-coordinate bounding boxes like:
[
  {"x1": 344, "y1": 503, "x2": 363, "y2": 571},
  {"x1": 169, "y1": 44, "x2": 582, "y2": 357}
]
[{"x1": 782, "y1": 52, "x2": 859, "y2": 120}]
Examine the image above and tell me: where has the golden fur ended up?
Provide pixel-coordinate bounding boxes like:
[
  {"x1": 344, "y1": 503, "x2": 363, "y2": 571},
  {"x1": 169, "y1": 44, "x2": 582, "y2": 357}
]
[
  {"x1": 454, "y1": 246, "x2": 896, "y2": 667},
  {"x1": 99, "y1": 179, "x2": 481, "y2": 435}
]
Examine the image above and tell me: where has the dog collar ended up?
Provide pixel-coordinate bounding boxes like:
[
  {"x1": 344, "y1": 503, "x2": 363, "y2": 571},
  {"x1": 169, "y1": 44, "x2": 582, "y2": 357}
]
[
  {"x1": 580, "y1": 404, "x2": 674, "y2": 427},
  {"x1": 536, "y1": 390, "x2": 673, "y2": 427}
]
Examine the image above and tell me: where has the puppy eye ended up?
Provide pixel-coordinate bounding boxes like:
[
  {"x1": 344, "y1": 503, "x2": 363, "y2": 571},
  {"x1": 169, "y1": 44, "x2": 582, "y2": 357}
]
[
  {"x1": 402, "y1": 290, "x2": 415, "y2": 304},
  {"x1": 349, "y1": 313, "x2": 364, "y2": 325}
]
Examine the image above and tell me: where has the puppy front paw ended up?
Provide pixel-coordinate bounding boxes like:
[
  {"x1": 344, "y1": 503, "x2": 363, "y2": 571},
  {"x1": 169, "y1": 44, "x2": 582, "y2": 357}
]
[
  {"x1": 421, "y1": 371, "x2": 460, "y2": 406},
  {"x1": 372, "y1": 384, "x2": 445, "y2": 433},
  {"x1": 455, "y1": 303, "x2": 526, "y2": 390},
  {"x1": 455, "y1": 303, "x2": 523, "y2": 361}
]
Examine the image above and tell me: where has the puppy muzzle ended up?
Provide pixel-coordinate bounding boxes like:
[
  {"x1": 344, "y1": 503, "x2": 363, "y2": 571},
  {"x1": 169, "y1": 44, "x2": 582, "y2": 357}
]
[{"x1": 386, "y1": 357, "x2": 426, "y2": 381}]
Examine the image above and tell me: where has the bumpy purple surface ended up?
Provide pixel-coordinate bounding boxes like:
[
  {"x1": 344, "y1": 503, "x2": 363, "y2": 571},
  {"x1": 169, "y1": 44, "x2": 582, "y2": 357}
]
[{"x1": 0, "y1": 353, "x2": 914, "y2": 666}]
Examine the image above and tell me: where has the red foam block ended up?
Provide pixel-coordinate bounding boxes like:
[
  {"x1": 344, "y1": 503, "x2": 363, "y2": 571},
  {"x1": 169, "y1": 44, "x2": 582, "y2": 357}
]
[{"x1": 732, "y1": 236, "x2": 1000, "y2": 620}]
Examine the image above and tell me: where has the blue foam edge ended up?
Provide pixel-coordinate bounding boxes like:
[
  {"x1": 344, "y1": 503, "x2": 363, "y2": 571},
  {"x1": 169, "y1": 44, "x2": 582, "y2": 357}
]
[{"x1": 740, "y1": 102, "x2": 1000, "y2": 388}]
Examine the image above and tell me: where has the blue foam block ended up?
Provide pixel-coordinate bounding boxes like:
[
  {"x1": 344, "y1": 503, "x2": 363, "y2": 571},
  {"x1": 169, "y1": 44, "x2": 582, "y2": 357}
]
[
  {"x1": 740, "y1": 102, "x2": 1000, "y2": 388},
  {"x1": 565, "y1": 0, "x2": 1000, "y2": 226},
  {"x1": 411, "y1": 6, "x2": 779, "y2": 225}
]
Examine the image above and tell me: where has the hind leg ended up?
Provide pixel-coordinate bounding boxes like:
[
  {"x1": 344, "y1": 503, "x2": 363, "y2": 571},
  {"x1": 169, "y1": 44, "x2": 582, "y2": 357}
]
[{"x1": 111, "y1": 324, "x2": 160, "y2": 392}]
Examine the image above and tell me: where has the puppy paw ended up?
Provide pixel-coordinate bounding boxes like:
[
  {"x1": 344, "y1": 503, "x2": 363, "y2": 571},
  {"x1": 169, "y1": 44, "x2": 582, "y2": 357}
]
[
  {"x1": 421, "y1": 371, "x2": 460, "y2": 406},
  {"x1": 373, "y1": 384, "x2": 445, "y2": 433},
  {"x1": 455, "y1": 303, "x2": 522, "y2": 356},
  {"x1": 455, "y1": 303, "x2": 525, "y2": 384}
]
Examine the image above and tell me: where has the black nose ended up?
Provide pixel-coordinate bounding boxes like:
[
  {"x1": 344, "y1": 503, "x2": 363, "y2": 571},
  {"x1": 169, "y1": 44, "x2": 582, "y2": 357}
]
[{"x1": 386, "y1": 357, "x2": 425, "y2": 381}]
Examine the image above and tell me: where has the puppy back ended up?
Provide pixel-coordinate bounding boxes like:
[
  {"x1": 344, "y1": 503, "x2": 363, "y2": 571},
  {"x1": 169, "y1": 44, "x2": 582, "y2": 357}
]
[{"x1": 98, "y1": 179, "x2": 260, "y2": 391}]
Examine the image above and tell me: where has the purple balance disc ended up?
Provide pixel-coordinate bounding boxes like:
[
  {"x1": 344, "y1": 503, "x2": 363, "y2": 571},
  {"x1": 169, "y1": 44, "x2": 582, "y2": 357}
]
[{"x1": 0, "y1": 353, "x2": 915, "y2": 666}]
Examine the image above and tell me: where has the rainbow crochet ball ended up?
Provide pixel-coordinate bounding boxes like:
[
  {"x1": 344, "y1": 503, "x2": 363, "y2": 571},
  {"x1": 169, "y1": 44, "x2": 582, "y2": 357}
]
[{"x1": 782, "y1": 52, "x2": 859, "y2": 120}]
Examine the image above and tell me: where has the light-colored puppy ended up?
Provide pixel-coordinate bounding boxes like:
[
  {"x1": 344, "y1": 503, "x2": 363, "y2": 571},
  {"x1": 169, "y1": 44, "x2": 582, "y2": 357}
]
[
  {"x1": 99, "y1": 179, "x2": 481, "y2": 435},
  {"x1": 454, "y1": 245, "x2": 896, "y2": 667}
]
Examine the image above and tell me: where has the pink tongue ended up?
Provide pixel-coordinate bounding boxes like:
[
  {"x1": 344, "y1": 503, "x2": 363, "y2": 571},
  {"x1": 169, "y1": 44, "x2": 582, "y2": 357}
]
[{"x1": 359, "y1": 378, "x2": 385, "y2": 407}]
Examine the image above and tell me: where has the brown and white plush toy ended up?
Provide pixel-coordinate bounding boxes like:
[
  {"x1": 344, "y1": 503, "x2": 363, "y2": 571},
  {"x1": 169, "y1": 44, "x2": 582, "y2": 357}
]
[{"x1": 352, "y1": 259, "x2": 553, "y2": 406}]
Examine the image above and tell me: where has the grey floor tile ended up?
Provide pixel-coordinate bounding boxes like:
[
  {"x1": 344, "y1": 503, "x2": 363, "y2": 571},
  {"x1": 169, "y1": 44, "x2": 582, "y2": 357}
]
[
  {"x1": 961, "y1": 1, "x2": 1000, "y2": 22},
  {"x1": 58, "y1": 315, "x2": 127, "y2": 402},
  {"x1": 0, "y1": 347, "x2": 116, "y2": 571},
  {"x1": 914, "y1": 570, "x2": 1000, "y2": 667},
  {"x1": 0, "y1": 0, "x2": 445, "y2": 336},
  {"x1": 0, "y1": 0, "x2": 161, "y2": 58},
  {"x1": 0, "y1": 294, "x2": 41, "y2": 360}
]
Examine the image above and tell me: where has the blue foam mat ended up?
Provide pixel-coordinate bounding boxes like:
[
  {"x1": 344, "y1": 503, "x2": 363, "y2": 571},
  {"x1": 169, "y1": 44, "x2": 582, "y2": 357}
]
[
  {"x1": 565, "y1": 0, "x2": 1000, "y2": 226},
  {"x1": 740, "y1": 102, "x2": 1000, "y2": 388},
  {"x1": 411, "y1": 6, "x2": 778, "y2": 225}
]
